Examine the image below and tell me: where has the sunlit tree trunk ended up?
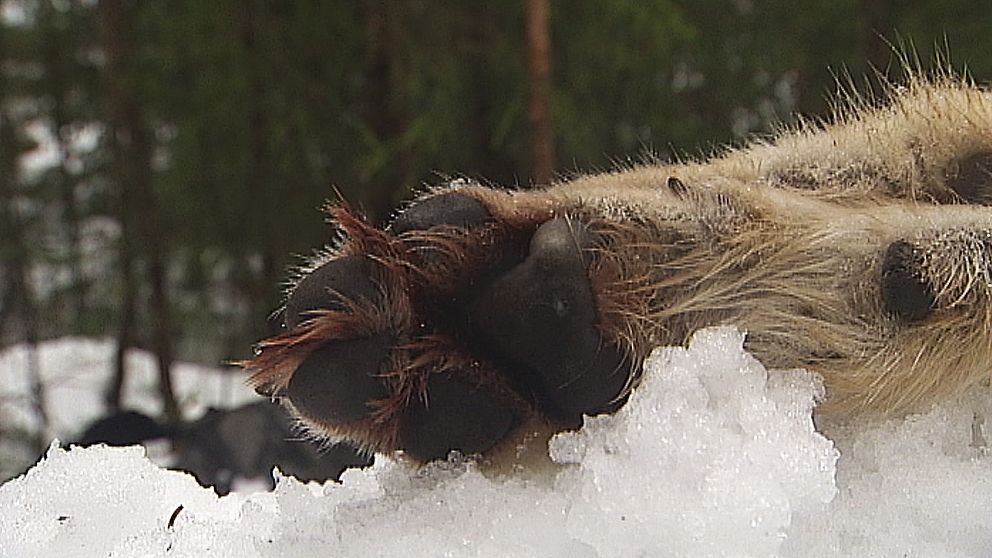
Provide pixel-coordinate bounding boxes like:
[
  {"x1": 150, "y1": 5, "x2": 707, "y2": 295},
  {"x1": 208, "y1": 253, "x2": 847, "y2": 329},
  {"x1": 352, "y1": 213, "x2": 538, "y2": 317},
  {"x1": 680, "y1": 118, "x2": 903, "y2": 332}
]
[{"x1": 526, "y1": 0, "x2": 554, "y2": 186}]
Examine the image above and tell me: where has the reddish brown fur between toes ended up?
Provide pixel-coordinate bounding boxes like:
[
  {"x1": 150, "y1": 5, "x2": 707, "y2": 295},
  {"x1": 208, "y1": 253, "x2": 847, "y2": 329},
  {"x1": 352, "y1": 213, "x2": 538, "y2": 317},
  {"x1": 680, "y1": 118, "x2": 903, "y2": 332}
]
[{"x1": 242, "y1": 197, "x2": 596, "y2": 458}]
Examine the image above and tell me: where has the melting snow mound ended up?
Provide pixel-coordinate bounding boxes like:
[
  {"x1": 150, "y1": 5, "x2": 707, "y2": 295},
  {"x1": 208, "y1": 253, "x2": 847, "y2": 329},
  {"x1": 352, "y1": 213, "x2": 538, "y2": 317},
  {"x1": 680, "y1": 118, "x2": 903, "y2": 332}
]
[{"x1": 1, "y1": 327, "x2": 990, "y2": 557}]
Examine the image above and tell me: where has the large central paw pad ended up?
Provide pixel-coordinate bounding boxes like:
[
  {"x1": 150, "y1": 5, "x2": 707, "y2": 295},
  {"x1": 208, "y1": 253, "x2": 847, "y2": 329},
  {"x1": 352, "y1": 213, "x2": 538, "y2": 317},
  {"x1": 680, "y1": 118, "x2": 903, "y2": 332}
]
[{"x1": 245, "y1": 191, "x2": 637, "y2": 463}]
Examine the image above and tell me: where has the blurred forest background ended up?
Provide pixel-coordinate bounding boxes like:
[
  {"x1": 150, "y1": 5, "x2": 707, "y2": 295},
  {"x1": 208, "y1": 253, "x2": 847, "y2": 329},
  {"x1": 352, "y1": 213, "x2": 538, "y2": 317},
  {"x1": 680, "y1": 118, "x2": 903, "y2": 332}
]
[{"x1": 2, "y1": 0, "x2": 992, "y2": 464}]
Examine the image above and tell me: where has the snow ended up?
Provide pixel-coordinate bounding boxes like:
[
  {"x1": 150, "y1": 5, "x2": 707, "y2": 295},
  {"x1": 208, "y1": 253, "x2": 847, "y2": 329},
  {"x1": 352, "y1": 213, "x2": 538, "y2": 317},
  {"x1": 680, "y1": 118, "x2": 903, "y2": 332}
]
[
  {"x1": 1, "y1": 327, "x2": 990, "y2": 557},
  {"x1": 0, "y1": 337, "x2": 257, "y2": 479}
]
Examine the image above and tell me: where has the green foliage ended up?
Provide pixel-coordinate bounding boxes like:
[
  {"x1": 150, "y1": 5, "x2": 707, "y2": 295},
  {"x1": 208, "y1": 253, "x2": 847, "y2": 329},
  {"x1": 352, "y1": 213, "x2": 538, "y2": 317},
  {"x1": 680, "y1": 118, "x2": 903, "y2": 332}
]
[{"x1": 3, "y1": 0, "x2": 992, "y2": 361}]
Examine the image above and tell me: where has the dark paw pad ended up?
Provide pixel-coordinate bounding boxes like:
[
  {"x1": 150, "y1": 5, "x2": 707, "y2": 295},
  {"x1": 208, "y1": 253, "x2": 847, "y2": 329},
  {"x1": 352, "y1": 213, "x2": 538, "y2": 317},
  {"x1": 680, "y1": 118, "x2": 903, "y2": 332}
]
[
  {"x1": 468, "y1": 218, "x2": 632, "y2": 419},
  {"x1": 390, "y1": 192, "x2": 491, "y2": 234},
  {"x1": 397, "y1": 372, "x2": 518, "y2": 461},
  {"x1": 946, "y1": 152, "x2": 992, "y2": 204},
  {"x1": 251, "y1": 197, "x2": 635, "y2": 463},
  {"x1": 285, "y1": 255, "x2": 383, "y2": 328},
  {"x1": 881, "y1": 240, "x2": 935, "y2": 322},
  {"x1": 285, "y1": 333, "x2": 393, "y2": 424}
]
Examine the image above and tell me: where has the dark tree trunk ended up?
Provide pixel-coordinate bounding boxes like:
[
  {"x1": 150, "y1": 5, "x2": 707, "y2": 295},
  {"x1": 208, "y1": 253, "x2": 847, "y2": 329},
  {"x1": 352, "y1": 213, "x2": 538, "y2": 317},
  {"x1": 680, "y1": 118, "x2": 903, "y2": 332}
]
[
  {"x1": 240, "y1": 0, "x2": 283, "y2": 336},
  {"x1": 40, "y1": 2, "x2": 86, "y2": 329},
  {"x1": 361, "y1": 0, "x2": 411, "y2": 224},
  {"x1": 107, "y1": 239, "x2": 135, "y2": 413},
  {"x1": 3, "y1": 238, "x2": 46, "y2": 455},
  {"x1": 0, "y1": 127, "x2": 48, "y2": 454},
  {"x1": 526, "y1": 0, "x2": 554, "y2": 187},
  {"x1": 24, "y1": 307, "x2": 46, "y2": 454},
  {"x1": 0, "y1": 93, "x2": 48, "y2": 454},
  {"x1": 99, "y1": 0, "x2": 181, "y2": 423}
]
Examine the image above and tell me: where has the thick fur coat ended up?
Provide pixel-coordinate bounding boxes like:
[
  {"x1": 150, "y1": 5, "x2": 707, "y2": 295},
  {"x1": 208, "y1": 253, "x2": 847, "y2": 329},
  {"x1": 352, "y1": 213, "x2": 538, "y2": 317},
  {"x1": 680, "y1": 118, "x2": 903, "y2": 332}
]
[{"x1": 245, "y1": 76, "x2": 992, "y2": 464}]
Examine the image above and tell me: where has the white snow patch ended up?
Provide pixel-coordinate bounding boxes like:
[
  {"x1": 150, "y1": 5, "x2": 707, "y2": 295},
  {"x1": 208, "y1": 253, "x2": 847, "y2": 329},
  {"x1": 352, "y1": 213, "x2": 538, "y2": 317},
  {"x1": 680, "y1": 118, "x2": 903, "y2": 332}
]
[
  {"x1": 0, "y1": 337, "x2": 257, "y2": 477},
  {"x1": 1, "y1": 327, "x2": 989, "y2": 557}
]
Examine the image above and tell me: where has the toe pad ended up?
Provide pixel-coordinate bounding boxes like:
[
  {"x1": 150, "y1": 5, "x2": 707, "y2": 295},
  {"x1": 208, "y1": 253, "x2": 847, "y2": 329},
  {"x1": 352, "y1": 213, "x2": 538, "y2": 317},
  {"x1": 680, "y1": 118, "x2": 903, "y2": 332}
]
[
  {"x1": 285, "y1": 333, "x2": 393, "y2": 424},
  {"x1": 397, "y1": 372, "x2": 518, "y2": 462},
  {"x1": 390, "y1": 193, "x2": 491, "y2": 234},
  {"x1": 285, "y1": 256, "x2": 383, "y2": 329},
  {"x1": 882, "y1": 240, "x2": 935, "y2": 322},
  {"x1": 468, "y1": 218, "x2": 634, "y2": 419}
]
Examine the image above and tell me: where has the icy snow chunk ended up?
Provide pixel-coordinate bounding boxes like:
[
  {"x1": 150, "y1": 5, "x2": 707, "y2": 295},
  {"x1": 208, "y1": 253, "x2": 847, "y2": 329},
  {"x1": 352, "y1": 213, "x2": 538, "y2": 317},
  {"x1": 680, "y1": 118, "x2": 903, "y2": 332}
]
[
  {"x1": 550, "y1": 327, "x2": 838, "y2": 557},
  {"x1": 0, "y1": 442, "x2": 246, "y2": 557},
  {"x1": 787, "y1": 389, "x2": 992, "y2": 556},
  {"x1": 1, "y1": 326, "x2": 989, "y2": 557}
]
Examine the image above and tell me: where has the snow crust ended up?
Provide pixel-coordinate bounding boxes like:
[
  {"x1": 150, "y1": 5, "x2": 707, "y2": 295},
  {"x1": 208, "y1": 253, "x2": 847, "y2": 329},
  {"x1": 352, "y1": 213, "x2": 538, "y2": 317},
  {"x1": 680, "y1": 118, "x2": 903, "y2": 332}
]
[{"x1": 1, "y1": 327, "x2": 990, "y2": 557}]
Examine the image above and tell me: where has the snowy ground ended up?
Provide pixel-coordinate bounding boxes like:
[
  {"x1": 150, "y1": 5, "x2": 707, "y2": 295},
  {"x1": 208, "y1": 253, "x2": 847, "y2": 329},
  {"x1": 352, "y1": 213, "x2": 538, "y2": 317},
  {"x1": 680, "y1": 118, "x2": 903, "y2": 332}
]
[
  {"x1": 0, "y1": 337, "x2": 257, "y2": 480},
  {"x1": 1, "y1": 327, "x2": 990, "y2": 557}
]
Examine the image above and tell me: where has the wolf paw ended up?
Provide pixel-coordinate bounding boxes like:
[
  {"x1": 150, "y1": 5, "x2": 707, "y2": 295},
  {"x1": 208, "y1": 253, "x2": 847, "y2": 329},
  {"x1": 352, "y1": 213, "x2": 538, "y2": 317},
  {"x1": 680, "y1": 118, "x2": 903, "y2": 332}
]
[
  {"x1": 881, "y1": 240, "x2": 935, "y2": 322},
  {"x1": 245, "y1": 190, "x2": 637, "y2": 462}
]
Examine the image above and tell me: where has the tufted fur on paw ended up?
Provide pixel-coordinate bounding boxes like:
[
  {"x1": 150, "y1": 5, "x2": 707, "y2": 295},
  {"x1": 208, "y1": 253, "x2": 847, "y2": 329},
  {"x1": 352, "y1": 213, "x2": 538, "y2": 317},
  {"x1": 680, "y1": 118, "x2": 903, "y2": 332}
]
[{"x1": 242, "y1": 75, "x2": 992, "y2": 467}]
